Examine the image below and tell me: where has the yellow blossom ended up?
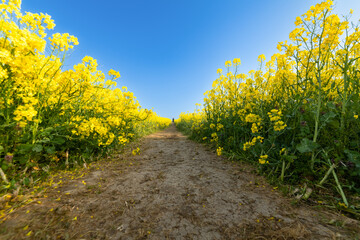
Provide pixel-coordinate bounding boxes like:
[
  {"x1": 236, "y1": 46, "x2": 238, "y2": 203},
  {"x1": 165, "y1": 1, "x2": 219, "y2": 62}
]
[
  {"x1": 258, "y1": 155, "x2": 269, "y2": 164},
  {"x1": 257, "y1": 54, "x2": 266, "y2": 62},
  {"x1": 217, "y1": 147, "x2": 223, "y2": 156},
  {"x1": 233, "y1": 58, "x2": 241, "y2": 66},
  {"x1": 108, "y1": 69, "x2": 121, "y2": 79}
]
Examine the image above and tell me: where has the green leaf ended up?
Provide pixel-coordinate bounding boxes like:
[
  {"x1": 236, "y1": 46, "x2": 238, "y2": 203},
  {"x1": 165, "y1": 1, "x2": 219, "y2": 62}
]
[
  {"x1": 0, "y1": 145, "x2": 3, "y2": 153},
  {"x1": 52, "y1": 137, "x2": 65, "y2": 145},
  {"x1": 344, "y1": 149, "x2": 360, "y2": 179},
  {"x1": 296, "y1": 138, "x2": 320, "y2": 153},
  {"x1": 17, "y1": 144, "x2": 33, "y2": 154},
  {"x1": 319, "y1": 112, "x2": 337, "y2": 130},
  {"x1": 320, "y1": 111, "x2": 336, "y2": 121},
  {"x1": 37, "y1": 138, "x2": 50, "y2": 144},
  {"x1": 344, "y1": 149, "x2": 360, "y2": 174},
  {"x1": 45, "y1": 146, "x2": 56, "y2": 154},
  {"x1": 328, "y1": 119, "x2": 340, "y2": 129},
  {"x1": 1, "y1": 163, "x2": 9, "y2": 171},
  {"x1": 344, "y1": 149, "x2": 360, "y2": 161},
  {"x1": 283, "y1": 154, "x2": 297, "y2": 163},
  {"x1": 23, "y1": 177, "x2": 30, "y2": 186},
  {"x1": 0, "y1": 122, "x2": 16, "y2": 129},
  {"x1": 326, "y1": 102, "x2": 336, "y2": 110},
  {"x1": 18, "y1": 156, "x2": 28, "y2": 165},
  {"x1": 32, "y1": 144, "x2": 43, "y2": 153},
  {"x1": 38, "y1": 127, "x2": 54, "y2": 137}
]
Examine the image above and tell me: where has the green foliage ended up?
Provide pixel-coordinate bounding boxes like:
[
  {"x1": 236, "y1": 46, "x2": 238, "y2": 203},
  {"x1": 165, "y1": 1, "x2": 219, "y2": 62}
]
[{"x1": 176, "y1": 1, "x2": 360, "y2": 208}]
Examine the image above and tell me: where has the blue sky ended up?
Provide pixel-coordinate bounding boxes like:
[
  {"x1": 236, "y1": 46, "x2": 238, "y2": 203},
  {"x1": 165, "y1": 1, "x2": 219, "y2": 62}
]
[{"x1": 22, "y1": 0, "x2": 360, "y2": 119}]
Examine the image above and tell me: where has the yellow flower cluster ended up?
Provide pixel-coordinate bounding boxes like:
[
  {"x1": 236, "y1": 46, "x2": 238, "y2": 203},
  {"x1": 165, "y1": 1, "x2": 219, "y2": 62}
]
[
  {"x1": 245, "y1": 114, "x2": 262, "y2": 134},
  {"x1": 268, "y1": 110, "x2": 287, "y2": 131},
  {"x1": 243, "y1": 136, "x2": 264, "y2": 151},
  {"x1": 175, "y1": 0, "x2": 360, "y2": 204},
  {"x1": 245, "y1": 113, "x2": 262, "y2": 123},
  {"x1": 225, "y1": 60, "x2": 232, "y2": 67},
  {"x1": 258, "y1": 155, "x2": 269, "y2": 164},
  {"x1": 49, "y1": 32, "x2": 79, "y2": 51},
  {"x1": 251, "y1": 123, "x2": 260, "y2": 134},
  {"x1": 108, "y1": 69, "x2": 121, "y2": 79},
  {"x1": 211, "y1": 132, "x2": 218, "y2": 142},
  {"x1": 0, "y1": 1, "x2": 171, "y2": 173},
  {"x1": 233, "y1": 58, "x2": 241, "y2": 66},
  {"x1": 274, "y1": 121, "x2": 287, "y2": 132},
  {"x1": 257, "y1": 54, "x2": 266, "y2": 62},
  {"x1": 176, "y1": 0, "x2": 360, "y2": 178},
  {"x1": 132, "y1": 147, "x2": 140, "y2": 156},
  {"x1": 216, "y1": 147, "x2": 223, "y2": 156}
]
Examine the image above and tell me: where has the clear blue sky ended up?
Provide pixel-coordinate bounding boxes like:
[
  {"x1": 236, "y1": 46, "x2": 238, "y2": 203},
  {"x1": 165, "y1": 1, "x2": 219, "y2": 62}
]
[{"x1": 22, "y1": 0, "x2": 360, "y2": 119}]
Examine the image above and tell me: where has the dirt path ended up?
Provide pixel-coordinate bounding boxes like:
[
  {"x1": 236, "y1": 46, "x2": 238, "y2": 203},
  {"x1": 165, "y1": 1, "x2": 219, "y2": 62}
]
[{"x1": 1, "y1": 124, "x2": 359, "y2": 239}]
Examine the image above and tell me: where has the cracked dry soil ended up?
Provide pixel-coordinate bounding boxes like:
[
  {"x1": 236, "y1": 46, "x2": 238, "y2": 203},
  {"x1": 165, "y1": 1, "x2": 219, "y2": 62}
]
[{"x1": 1, "y1": 124, "x2": 359, "y2": 239}]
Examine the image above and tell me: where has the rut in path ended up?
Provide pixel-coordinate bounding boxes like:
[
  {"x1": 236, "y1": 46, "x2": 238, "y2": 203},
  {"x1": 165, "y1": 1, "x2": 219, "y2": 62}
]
[{"x1": 1, "y1": 124, "x2": 359, "y2": 239}]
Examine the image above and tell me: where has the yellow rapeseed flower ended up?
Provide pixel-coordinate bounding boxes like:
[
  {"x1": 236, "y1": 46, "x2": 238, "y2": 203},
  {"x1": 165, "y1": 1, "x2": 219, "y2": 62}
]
[
  {"x1": 108, "y1": 69, "x2": 121, "y2": 79},
  {"x1": 257, "y1": 54, "x2": 266, "y2": 62},
  {"x1": 217, "y1": 147, "x2": 223, "y2": 156},
  {"x1": 258, "y1": 155, "x2": 269, "y2": 164},
  {"x1": 225, "y1": 60, "x2": 232, "y2": 67},
  {"x1": 233, "y1": 58, "x2": 241, "y2": 66}
]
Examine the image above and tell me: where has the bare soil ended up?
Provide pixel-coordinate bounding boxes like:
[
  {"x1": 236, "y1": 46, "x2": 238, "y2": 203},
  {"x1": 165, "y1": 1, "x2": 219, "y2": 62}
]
[{"x1": 1, "y1": 124, "x2": 359, "y2": 239}]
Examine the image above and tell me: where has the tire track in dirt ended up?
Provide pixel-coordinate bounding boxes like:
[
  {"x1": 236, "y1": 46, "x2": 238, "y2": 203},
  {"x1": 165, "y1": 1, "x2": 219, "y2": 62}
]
[{"x1": 1, "y1": 124, "x2": 359, "y2": 239}]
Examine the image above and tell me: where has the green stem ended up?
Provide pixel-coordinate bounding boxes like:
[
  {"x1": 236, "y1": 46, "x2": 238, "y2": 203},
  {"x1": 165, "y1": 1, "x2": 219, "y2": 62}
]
[
  {"x1": 331, "y1": 167, "x2": 348, "y2": 206},
  {"x1": 280, "y1": 159, "x2": 285, "y2": 182},
  {"x1": 319, "y1": 163, "x2": 336, "y2": 186},
  {"x1": 32, "y1": 121, "x2": 39, "y2": 144},
  {"x1": 340, "y1": 63, "x2": 349, "y2": 144},
  {"x1": 311, "y1": 76, "x2": 322, "y2": 171}
]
